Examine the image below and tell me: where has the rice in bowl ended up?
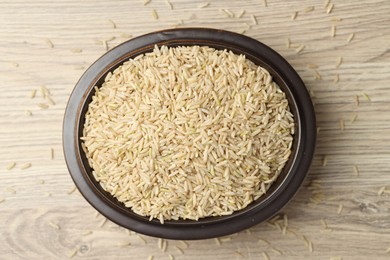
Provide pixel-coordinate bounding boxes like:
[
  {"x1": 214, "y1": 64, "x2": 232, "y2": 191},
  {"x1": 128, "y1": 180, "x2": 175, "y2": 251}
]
[{"x1": 81, "y1": 45, "x2": 294, "y2": 223}]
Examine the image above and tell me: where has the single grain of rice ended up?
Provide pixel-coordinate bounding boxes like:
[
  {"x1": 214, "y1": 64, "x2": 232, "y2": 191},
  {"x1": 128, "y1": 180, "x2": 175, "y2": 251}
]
[
  {"x1": 347, "y1": 33, "x2": 355, "y2": 43},
  {"x1": 291, "y1": 11, "x2": 298, "y2": 20},
  {"x1": 198, "y1": 2, "x2": 210, "y2": 9},
  {"x1": 237, "y1": 9, "x2": 245, "y2": 18},
  {"x1": 337, "y1": 204, "x2": 343, "y2": 214},
  {"x1": 49, "y1": 222, "x2": 60, "y2": 230},
  {"x1": 326, "y1": 3, "x2": 334, "y2": 14},
  {"x1": 31, "y1": 89, "x2": 37, "y2": 99},
  {"x1": 304, "y1": 6, "x2": 314, "y2": 13},
  {"x1": 45, "y1": 39, "x2": 54, "y2": 48},
  {"x1": 251, "y1": 14, "x2": 258, "y2": 25},
  {"x1": 331, "y1": 25, "x2": 336, "y2": 37},
  {"x1": 6, "y1": 162, "x2": 16, "y2": 170},
  {"x1": 21, "y1": 163, "x2": 32, "y2": 170},
  {"x1": 165, "y1": 0, "x2": 173, "y2": 10}
]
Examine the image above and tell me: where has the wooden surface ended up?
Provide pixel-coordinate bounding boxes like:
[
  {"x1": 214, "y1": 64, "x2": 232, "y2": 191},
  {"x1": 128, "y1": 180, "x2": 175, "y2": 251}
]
[{"x1": 1, "y1": 0, "x2": 390, "y2": 259}]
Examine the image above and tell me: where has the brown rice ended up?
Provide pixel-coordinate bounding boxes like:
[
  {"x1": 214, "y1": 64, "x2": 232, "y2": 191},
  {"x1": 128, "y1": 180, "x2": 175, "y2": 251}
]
[{"x1": 82, "y1": 45, "x2": 295, "y2": 223}]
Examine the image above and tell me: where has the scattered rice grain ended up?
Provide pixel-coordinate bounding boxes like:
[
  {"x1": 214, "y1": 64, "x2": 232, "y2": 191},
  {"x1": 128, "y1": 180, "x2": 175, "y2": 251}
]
[
  {"x1": 262, "y1": 252, "x2": 270, "y2": 260},
  {"x1": 308, "y1": 241, "x2": 313, "y2": 252},
  {"x1": 174, "y1": 246, "x2": 184, "y2": 254},
  {"x1": 143, "y1": 0, "x2": 151, "y2": 5},
  {"x1": 103, "y1": 40, "x2": 108, "y2": 51},
  {"x1": 377, "y1": 186, "x2": 386, "y2": 196},
  {"x1": 68, "y1": 248, "x2": 77, "y2": 258},
  {"x1": 363, "y1": 93, "x2": 371, "y2": 101},
  {"x1": 6, "y1": 162, "x2": 16, "y2": 170},
  {"x1": 70, "y1": 48, "x2": 82, "y2": 53},
  {"x1": 47, "y1": 96, "x2": 55, "y2": 106},
  {"x1": 169, "y1": 255, "x2": 174, "y2": 260},
  {"x1": 286, "y1": 37, "x2": 291, "y2": 49},
  {"x1": 221, "y1": 9, "x2": 234, "y2": 18},
  {"x1": 351, "y1": 114, "x2": 358, "y2": 123},
  {"x1": 180, "y1": 240, "x2": 189, "y2": 249},
  {"x1": 333, "y1": 73, "x2": 339, "y2": 83},
  {"x1": 313, "y1": 69, "x2": 321, "y2": 80},
  {"x1": 307, "y1": 63, "x2": 318, "y2": 69},
  {"x1": 326, "y1": 3, "x2": 334, "y2": 14},
  {"x1": 45, "y1": 39, "x2": 54, "y2": 48},
  {"x1": 51, "y1": 148, "x2": 55, "y2": 159},
  {"x1": 162, "y1": 239, "x2": 167, "y2": 252},
  {"x1": 98, "y1": 217, "x2": 107, "y2": 227},
  {"x1": 355, "y1": 95, "x2": 360, "y2": 106},
  {"x1": 6, "y1": 187, "x2": 16, "y2": 194},
  {"x1": 137, "y1": 234, "x2": 147, "y2": 244},
  {"x1": 263, "y1": 0, "x2": 267, "y2": 7},
  {"x1": 30, "y1": 89, "x2": 37, "y2": 99},
  {"x1": 302, "y1": 235, "x2": 309, "y2": 247},
  {"x1": 108, "y1": 19, "x2": 116, "y2": 29},
  {"x1": 49, "y1": 221, "x2": 60, "y2": 230},
  {"x1": 330, "y1": 17, "x2": 342, "y2": 22},
  {"x1": 258, "y1": 238, "x2": 271, "y2": 245},
  {"x1": 82, "y1": 230, "x2": 93, "y2": 236},
  {"x1": 321, "y1": 218, "x2": 327, "y2": 229},
  {"x1": 347, "y1": 33, "x2": 355, "y2": 43},
  {"x1": 38, "y1": 103, "x2": 49, "y2": 109},
  {"x1": 215, "y1": 238, "x2": 221, "y2": 246},
  {"x1": 331, "y1": 25, "x2": 336, "y2": 37},
  {"x1": 324, "y1": 0, "x2": 331, "y2": 8},
  {"x1": 68, "y1": 186, "x2": 77, "y2": 195},
  {"x1": 221, "y1": 237, "x2": 232, "y2": 242},
  {"x1": 353, "y1": 165, "x2": 359, "y2": 176},
  {"x1": 339, "y1": 119, "x2": 345, "y2": 131},
  {"x1": 291, "y1": 11, "x2": 298, "y2": 20},
  {"x1": 251, "y1": 14, "x2": 257, "y2": 25},
  {"x1": 337, "y1": 204, "x2": 343, "y2": 215},
  {"x1": 237, "y1": 9, "x2": 245, "y2": 18},
  {"x1": 271, "y1": 247, "x2": 283, "y2": 255},
  {"x1": 21, "y1": 163, "x2": 32, "y2": 170},
  {"x1": 336, "y1": 57, "x2": 343, "y2": 69},
  {"x1": 385, "y1": 247, "x2": 390, "y2": 253},
  {"x1": 295, "y1": 44, "x2": 305, "y2": 54},
  {"x1": 304, "y1": 6, "x2": 314, "y2": 13},
  {"x1": 165, "y1": 0, "x2": 173, "y2": 10},
  {"x1": 198, "y1": 2, "x2": 210, "y2": 8},
  {"x1": 152, "y1": 9, "x2": 158, "y2": 20}
]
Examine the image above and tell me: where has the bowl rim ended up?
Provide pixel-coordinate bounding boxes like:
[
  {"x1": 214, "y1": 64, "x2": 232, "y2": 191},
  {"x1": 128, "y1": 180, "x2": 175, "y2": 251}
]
[{"x1": 63, "y1": 27, "x2": 316, "y2": 240}]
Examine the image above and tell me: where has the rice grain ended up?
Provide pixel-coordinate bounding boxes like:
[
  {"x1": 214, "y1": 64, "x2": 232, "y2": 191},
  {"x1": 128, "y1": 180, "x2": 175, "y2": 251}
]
[
  {"x1": 45, "y1": 39, "x2": 54, "y2": 48},
  {"x1": 291, "y1": 11, "x2": 298, "y2": 20},
  {"x1": 21, "y1": 163, "x2": 32, "y2": 170},
  {"x1": 6, "y1": 162, "x2": 16, "y2": 170},
  {"x1": 198, "y1": 2, "x2": 210, "y2": 9},
  {"x1": 165, "y1": 0, "x2": 173, "y2": 10},
  {"x1": 326, "y1": 3, "x2": 334, "y2": 14},
  {"x1": 347, "y1": 33, "x2": 355, "y2": 43},
  {"x1": 152, "y1": 9, "x2": 158, "y2": 20},
  {"x1": 31, "y1": 89, "x2": 37, "y2": 99}
]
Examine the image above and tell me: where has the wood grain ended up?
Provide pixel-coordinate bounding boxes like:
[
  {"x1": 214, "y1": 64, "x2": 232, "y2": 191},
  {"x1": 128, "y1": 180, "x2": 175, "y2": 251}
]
[{"x1": 1, "y1": 0, "x2": 390, "y2": 259}]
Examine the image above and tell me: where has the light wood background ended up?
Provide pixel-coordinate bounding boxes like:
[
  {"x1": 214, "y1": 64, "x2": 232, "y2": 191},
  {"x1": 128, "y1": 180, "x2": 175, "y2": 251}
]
[{"x1": 1, "y1": 0, "x2": 390, "y2": 259}]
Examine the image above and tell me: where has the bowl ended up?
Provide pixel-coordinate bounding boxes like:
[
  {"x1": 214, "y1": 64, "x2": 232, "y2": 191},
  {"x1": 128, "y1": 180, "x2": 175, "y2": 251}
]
[{"x1": 63, "y1": 28, "x2": 316, "y2": 240}]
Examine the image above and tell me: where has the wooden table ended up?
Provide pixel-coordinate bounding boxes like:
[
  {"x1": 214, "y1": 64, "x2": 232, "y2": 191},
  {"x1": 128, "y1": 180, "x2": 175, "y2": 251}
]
[{"x1": 1, "y1": 0, "x2": 389, "y2": 259}]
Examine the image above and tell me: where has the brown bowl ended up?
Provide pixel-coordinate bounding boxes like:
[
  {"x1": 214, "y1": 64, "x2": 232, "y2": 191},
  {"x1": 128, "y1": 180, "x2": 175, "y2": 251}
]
[{"x1": 63, "y1": 28, "x2": 316, "y2": 239}]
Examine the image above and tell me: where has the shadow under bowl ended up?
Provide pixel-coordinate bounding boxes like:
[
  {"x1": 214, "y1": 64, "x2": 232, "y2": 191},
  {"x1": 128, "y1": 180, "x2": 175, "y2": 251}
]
[{"x1": 63, "y1": 28, "x2": 316, "y2": 240}]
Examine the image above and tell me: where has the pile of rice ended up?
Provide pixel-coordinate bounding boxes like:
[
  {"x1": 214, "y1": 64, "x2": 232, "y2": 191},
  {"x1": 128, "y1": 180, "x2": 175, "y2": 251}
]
[{"x1": 81, "y1": 45, "x2": 294, "y2": 223}]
